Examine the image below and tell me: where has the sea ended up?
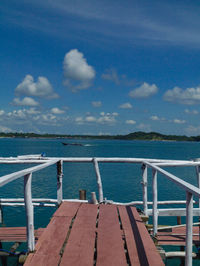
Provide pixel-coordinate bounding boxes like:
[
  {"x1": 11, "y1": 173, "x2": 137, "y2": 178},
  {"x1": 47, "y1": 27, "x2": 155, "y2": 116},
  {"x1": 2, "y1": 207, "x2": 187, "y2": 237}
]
[{"x1": 0, "y1": 137, "x2": 200, "y2": 265}]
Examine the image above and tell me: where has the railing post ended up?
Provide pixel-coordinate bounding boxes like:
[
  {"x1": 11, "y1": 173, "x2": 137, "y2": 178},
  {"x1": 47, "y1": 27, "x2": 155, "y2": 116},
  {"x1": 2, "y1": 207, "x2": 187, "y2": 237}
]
[
  {"x1": 57, "y1": 160, "x2": 63, "y2": 205},
  {"x1": 195, "y1": 166, "x2": 200, "y2": 208},
  {"x1": 24, "y1": 173, "x2": 35, "y2": 252},
  {"x1": 142, "y1": 164, "x2": 148, "y2": 216},
  {"x1": 152, "y1": 169, "x2": 158, "y2": 236},
  {"x1": 93, "y1": 158, "x2": 104, "y2": 203},
  {"x1": 185, "y1": 191, "x2": 193, "y2": 266}
]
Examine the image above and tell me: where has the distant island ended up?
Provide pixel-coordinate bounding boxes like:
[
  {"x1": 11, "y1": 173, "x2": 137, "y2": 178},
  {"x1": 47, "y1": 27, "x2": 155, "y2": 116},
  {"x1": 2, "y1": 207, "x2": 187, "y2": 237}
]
[{"x1": 1, "y1": 131, "x2": 200, "y2": 142}]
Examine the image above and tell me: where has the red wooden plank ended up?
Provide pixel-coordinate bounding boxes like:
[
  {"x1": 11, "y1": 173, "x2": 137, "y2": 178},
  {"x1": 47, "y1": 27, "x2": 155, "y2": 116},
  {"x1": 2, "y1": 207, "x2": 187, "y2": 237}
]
[
  {"x1": 129, "y1": 207, "x2": 164, "y2": 266},
  {"x1": 118, "y1": 206, "x2": 140, "y2": 265},
  {"x1": 60, "y1": 204, "x2": 98, "y2": 266},
  {"x1": 157, "y1": 226, "x2": 200, "y2": 246},
  {"x1": 25, "y1": 202, "x2": 80, "y2": 266},
  {"x1": 0, "y1": 227, "x2": 44, "y2": 242},
  {"x1": 24, "y1": 254, "x2": 60, "y2": 266},
  {"x1": 53, "y1": 202, "x2": 81, "y2": 217},
  {"x1": 96, "y1": 205, "x2": 127, "y2": 266}
]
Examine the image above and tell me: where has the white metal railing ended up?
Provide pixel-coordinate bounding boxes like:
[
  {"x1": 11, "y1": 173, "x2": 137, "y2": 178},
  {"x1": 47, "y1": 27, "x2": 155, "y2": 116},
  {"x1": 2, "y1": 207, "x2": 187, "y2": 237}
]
[{"x1": 0, "y1": 155, "x2": 200, "y2": 266}]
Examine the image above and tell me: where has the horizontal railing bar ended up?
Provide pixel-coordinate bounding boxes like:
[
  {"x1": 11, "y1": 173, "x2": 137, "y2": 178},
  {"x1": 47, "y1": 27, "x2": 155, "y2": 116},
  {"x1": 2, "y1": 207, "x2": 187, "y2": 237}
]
[
  {"x1": 106, "y1": 200, "x2": 197, "y2": 206},
  {"x1": 0, "y1": 198, "x2": 58, "y2": 203},
  {"x1": 0, "y1": 199, "x2": 88, "y2": 205},
  {"x1": 147, "y1": 208, "x2": 200, "y2": 216},
  {"x1": 153, "y1": 162, "x2": 200, "y2": 167},
  {"x1": 47, "y1": 157, "x2": 192, "y2": 164},
  {"x1": 0, "y1": 159, "x2": 59, "y2": 187},
  {"x1": 0, "y1": 203, "x2": 56, "y2": 207},
  {"x1": 144, "y1": 161, "x2": 200, "y2": 197},
  {"x1": 0, "y1": 198, "x2": 197, "y2": 205},
  {"x1": 0, "y1": 160, "x2": 50, "y2": 164},
  {"x1": 2, "y1": 157, "x2": 200, "y2": 168},
  {"x1": 149, "y1": 222, "x2": 200, "y2": 231}
]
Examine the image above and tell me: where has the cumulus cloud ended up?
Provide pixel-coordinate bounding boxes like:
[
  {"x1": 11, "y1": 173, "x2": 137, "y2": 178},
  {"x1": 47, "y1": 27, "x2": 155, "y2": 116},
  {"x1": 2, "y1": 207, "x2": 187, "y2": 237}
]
[
  {"x1": 15, "y1": 75, "x2": 59, "y2": 99},
  {"x1": 150, "y1": 115, "x2": 160, "y2": 121},
  {"x1": 184, "y1": 109, "x2": 199, "y2": 114},
  {"x1": 85, "y1": 116, "x2": 97, "y2": 122},
  {"x1": 92, "y1": 101, "x2": 102, "y2": 107},
  {"x1": 137, "y1": 123, "x2": 151, "y2": 131},
  {"x1": 63, "y1": 49, "x2": 95, "y2": 91},
  {"x1": 173, "y1": 119, "x2": 186, "y2": 124},
  {"x1": 126, "y1": 120, "x2": 136, "y2": 124},
  {"x1": 129, "y1": 82, "x2": 158, "y2": 98},
  {"x1": 163, "y1": 86, "x2": 200, "y2": 105},
  {"x1": 0, "y1": 126, "x2": 12, "y2": 132},
  {"x1": 0, "y1": 110, "x2": 5, "y2": 116},
  {"x1": 51, "y1": 107, "x2": 65, "y2": 114},
  {"x1": 185, "y1": 125, "x2": 200, "y2": 135},
  {"x1": 13, "y1": 97, "x2": 39, "y2": 106},
  {"x1": 75, "y1": 112, "x2": 117, "y2": 125},
  {"x1": 101, "y1": 69, "x2": 120, "y2": 85},
  {"x1": 119, "y1": 102, "x2": 132, "y2": 109}
]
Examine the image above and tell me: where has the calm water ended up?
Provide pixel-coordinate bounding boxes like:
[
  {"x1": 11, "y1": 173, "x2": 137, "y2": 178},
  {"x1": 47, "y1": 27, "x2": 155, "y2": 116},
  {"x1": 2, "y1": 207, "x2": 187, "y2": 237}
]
[{"x1": 0, "y1": 138, "x2": 200, "y2": 265}]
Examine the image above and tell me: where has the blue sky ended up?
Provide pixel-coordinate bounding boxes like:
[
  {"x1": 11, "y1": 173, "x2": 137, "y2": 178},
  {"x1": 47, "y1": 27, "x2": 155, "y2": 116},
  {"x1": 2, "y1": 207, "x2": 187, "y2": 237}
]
[{"x1": 1, "y1": 0, "x2": 200, "y2": 135}]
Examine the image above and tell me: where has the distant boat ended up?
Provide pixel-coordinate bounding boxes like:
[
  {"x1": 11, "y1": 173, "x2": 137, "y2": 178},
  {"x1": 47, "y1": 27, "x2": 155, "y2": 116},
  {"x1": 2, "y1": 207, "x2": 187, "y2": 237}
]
[{"x1": 62, "y1": 142, "x2": 84, "y2": 146}]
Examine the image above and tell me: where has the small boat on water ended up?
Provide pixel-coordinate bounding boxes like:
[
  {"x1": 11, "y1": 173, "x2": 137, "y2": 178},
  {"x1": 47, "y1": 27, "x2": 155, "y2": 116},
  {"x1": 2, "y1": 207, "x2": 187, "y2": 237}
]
[{"x1": 62, "y1": 142, "x2": 84, "y2": 146}]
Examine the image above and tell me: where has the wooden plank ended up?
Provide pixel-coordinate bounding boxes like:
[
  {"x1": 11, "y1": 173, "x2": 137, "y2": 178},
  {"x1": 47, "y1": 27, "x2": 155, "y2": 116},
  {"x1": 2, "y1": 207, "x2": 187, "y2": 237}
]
[
  {"x1": 24, "y1": 254, "x2": 60, "y2": 266},
  {"x1": 118, "y1": 206, "x2": 140, "y2": 265},
  {"x1": 60, "y1": 204, "x2": 98, "y2": 266},
  {"x1": 0, "y1": 227, "x2": 44, "y2": 242},
  {"x1": 25, "y1": 202, "x2": 80, "y2": 266},
  {"x1": 128, "y1": 207, "x2": 164, "y2": 266},
  {"x1": 96, "y1": 205, "x2": 127, "y2": 266},
  {"x1": 53, "y1": 201, "x2": 81, "y2": 217},
  {"x1": 157, "y1": 226, "x2": 200, "y2": 246}
]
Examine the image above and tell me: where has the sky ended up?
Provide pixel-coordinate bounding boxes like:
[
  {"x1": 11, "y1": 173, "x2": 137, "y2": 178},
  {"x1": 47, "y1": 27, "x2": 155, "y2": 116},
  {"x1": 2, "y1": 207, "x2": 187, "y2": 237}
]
[{"x1": 1, "y1": 0, "x2": 200, "y2": 136}]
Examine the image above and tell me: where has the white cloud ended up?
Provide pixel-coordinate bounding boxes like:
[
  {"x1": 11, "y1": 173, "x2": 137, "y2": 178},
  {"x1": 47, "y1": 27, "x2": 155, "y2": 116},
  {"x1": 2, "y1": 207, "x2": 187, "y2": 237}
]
[
  {"x1": 137, "y1": 123, "x2": 151, "y2": 131},
  {"x1": 63, "y1": 49, "x2": 95, "y2": 91},
  {"x1": 75, "y1": 117, "x2": 84, "y2": 124},
  {"x1": 173, "y1": 119, "x2": 186, "y2": 124},
  {"x1": 26, "y1": 108, "x2": 41, "y2": 115},
  {"x1": 15, "y1": 75, "x2": 59, "y2": 99},
  {"x1": 101, "y1": 69, "x2": 120, "y2": 85},
  {"x1": 185, "y1": 125, "x2": 200, "y2": 135},
  {"x1": 75, "y1": 112, "x2": 117, "y2": 125},
  {"x1": 92, "y1": 101, "x2": 102, "y2": 107},
  {"x1": 163, "y1": 86, "x2": 200, "y2": 105},
  {"x1": 150, "y1": 115, "x2": 160, "y2": 121},
  {"x1": 126, "y1": 120, "x2": 136, "y2": 125},
  {"x1": 13, "y1": 97, "x2": 39, "y2": 106},
  {"x1": 85, "y1": 116, "x2": 97, "y2": 122},
  {"x1": 119, "y1": 102, "x2": 132, "y2": 109},
  {"x1": 8, "y1": 109, "x2": 27, "y2": 119},
  {"x1": 184, "y1": 109, "x2": 199, "y2": 114},
  {"x1": 129, "y1": 82, "x2": 158, "y2": 98},
  {"x1": 0, "y1": 110, "x2": 5, "y2": 116},
  {"x1": 51, "y1": 107, "x2": 65, "y2": 114},
  {"x1": 0, "y1": 126, "x2": 12, "y2": 132},
  {"x1": 112, "y1": 112, "x2": 118, "y2": 116}
]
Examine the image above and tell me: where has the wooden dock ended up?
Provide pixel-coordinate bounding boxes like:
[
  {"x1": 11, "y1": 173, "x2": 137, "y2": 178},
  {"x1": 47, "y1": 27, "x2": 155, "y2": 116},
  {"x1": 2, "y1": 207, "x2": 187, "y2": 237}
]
[
  {"x1": 0, "y1": 227, "x2": 44, "y2": 242},
  {"x1": 24, "y1": 202, "x2": 164, "y2": 266},
  {"x1": 156, "y1": 226, "x2": 200, "y2": 246}
]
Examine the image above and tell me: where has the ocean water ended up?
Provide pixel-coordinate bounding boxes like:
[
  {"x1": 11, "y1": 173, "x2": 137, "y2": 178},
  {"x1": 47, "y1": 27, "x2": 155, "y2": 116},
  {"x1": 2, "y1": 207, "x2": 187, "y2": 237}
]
[{"x1": 0, "y1": 138, "x2": 200, "y2": 265}]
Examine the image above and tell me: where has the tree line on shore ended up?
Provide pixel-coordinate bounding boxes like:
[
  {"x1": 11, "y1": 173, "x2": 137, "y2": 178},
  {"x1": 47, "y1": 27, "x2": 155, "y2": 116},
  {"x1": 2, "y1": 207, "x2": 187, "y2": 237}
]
[{"x1": 1, "y1": 131, "x2": 200, "y2": 142}]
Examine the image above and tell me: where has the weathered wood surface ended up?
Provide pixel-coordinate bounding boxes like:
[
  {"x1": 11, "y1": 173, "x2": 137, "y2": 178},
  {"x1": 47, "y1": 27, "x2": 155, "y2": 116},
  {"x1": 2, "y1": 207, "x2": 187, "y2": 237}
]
[
  {"x1": 25, "y1": 202, "x2": 164, "y2": 266},
  {"x1": 0, "y1": 227, "x2": 44, "y2": 242}
]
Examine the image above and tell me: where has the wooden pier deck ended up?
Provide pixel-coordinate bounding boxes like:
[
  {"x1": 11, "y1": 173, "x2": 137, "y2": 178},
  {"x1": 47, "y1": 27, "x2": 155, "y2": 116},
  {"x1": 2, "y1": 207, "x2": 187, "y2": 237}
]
[
  {"x1": 157, "y1": 226, "x2": 200, "y2": 246},
  {"x1": 0, "y1": 227, "x2": 44, "y2": 242},
  {"x1": 24, "y1": 202, "x2": 164, "y2": 266}
]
